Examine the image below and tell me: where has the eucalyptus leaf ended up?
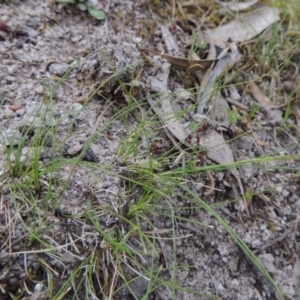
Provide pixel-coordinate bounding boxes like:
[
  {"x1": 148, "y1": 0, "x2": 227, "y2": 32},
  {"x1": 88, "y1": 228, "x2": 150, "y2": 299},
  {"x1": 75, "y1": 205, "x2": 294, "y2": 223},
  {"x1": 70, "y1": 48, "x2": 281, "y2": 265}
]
[
  {"x1": 87, "y1": 6, "x2": 105, "y2": 20},
  {"x1": 141, "y1": 48, "x2": 217, "y2": 71}
]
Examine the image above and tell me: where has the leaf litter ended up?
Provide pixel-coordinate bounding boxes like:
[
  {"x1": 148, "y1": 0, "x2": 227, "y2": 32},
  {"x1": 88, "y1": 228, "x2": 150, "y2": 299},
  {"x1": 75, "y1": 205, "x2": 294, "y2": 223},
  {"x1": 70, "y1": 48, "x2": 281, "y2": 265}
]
[{"x1": 0, "y1": 0, "x2": 300, "y2": 299}]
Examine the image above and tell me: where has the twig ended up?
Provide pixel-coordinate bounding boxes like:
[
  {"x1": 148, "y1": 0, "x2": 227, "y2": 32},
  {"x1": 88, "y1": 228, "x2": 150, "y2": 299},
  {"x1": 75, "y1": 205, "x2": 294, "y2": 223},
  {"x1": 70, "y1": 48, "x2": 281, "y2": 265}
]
[
  {"x1": 177, "y1": 222, "x2": 205, "y2": 236},
  {"x1": 204, "y1": 170, "x2": 215, "y2": 196},
  {"x1": 226, "y1": 97, "x2": 249, "y2": 111},
  {"x1": 90, "y1": 102, "x2": 111, "y2": 137}
]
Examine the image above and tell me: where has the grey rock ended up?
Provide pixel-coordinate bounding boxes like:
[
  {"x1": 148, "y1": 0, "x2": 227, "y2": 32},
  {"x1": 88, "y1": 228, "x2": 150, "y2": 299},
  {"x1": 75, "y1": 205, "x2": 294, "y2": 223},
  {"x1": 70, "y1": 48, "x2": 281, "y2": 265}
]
[
  {"x1": 5, "y1": 75, "x2": 16, "y2": 83},
  {"x1": 0, "y1": 129, "x2": 22, "y2": 146},
  {"x1": 7, "y1": 65, "x2": 18, "y2": 75},
  {"x1": 20, "y1": 114, "x2": 56, "y2": 128},
  {"x1": 251, "y1": 239, "x2": 262, "y2": 248},
  {"x1": 218, "y1": 245, "x2": 229, "y2": 256},
  {"x1": 128, "y1": 277, "x2": 150, "y2": 299},
  {"x1": 258, "y1": 253, "x2": 276, "y2": 274},
  {"x1": 8, "y1": 146, "x2": 43, "y2": 166},
  {"x1": 67, "y1": 144, "x2": 82, "y2": 157},
  {"x1": 34, "y1": 85, "x2": 44, "y2": 94},
  {"x1": 268, "y1": 109, "x2": 282, "y2": 125},
  {"x1": 48, "y1": 62, "x2": 70, "y2": 77},
  {"x1": 27, "y1": 28, "x2": 38, "y2": 38}
]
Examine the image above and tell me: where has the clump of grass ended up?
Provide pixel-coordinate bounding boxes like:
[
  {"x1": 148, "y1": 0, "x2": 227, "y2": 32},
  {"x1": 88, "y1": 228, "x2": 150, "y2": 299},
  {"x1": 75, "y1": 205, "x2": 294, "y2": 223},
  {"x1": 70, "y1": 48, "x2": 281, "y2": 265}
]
[{"x1": 1, "y1": 2, "x2": 300, "y2": 299}]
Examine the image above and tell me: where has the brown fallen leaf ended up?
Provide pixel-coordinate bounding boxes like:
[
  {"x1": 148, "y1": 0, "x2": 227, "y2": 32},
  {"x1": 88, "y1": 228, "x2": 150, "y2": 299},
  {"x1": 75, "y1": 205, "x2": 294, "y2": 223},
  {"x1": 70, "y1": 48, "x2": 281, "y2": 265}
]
[
  {"x1": 140, "y1": 47, "x2": 217, "y2": 71},
  {"x1": 249, "y1": 80, "x2": 273, "y2": 109}
]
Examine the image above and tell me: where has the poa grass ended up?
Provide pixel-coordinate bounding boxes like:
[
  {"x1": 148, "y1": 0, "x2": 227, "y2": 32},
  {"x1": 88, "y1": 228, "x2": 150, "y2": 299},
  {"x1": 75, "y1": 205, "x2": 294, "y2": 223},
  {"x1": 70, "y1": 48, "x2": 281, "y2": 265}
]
[{"x1": 1, "y1": 1, "x2": 300, "y2": 300}]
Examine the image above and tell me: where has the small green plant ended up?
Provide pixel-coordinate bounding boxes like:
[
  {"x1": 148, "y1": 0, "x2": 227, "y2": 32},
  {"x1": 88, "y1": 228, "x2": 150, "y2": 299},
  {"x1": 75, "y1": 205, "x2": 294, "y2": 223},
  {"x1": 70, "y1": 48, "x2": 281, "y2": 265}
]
[
  {"x1": 227, "y1": 108, "x2": 243, "y2": 124},
  {"x1": 249, "y1": 102, "x2": 260, "y2": 119},
  {"x1": 56, "y1": 0, "x2": 105, "y2": 20}
]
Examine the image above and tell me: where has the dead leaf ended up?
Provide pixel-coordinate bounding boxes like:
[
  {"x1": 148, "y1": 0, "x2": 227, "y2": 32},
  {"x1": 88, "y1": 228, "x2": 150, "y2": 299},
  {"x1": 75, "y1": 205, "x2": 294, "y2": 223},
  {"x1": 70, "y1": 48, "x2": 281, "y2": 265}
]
[
  {"x1": 205, "y1": 7, "x2": 280, "y2": 48},
  {"x1": 218, "y1": 0, "x2": 258, "y2": 12},
  {"x1": 249, "y1": 80, "x2": 273, "y2": 109},
  {"x1": 199, "y1": 130, "x2": 246, "y2": 211},
  {"x1": 199, "y1": 130, "x2": 234, "y2": 165},
  {"x1": 160, "y1": 24, "x2": 179, "y2": 52},
  {"x1": 210, "y1": 92, "x2": 230, "y2": 126},
  {"x1": 148, "y1": 62, "x2": 188, "y2": 143},
  {"x1": 148, "y1": 96, "x2": 188, "y2": 143},
  {"x1": 196, "y1": 48, "x2": 242, "y2": 114},
  {"x1": 141, "y1": 47, "x2": 217, "y2": 71}
]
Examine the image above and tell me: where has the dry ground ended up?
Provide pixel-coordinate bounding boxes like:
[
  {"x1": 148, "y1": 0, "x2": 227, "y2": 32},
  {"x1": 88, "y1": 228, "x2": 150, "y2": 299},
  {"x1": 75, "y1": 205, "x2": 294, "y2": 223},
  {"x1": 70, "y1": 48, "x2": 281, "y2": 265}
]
[{"x1": 0, "y1": 1, "x2": 300, "y2": 299}]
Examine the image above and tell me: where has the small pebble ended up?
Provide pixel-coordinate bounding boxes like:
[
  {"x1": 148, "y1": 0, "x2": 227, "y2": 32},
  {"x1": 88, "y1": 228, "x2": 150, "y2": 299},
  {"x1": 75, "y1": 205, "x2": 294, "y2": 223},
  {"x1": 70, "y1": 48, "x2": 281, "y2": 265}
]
[
  {"x1": 48, "y1": 62, "x2": 70, "y2": 76},
  {"x1": 71, "y1": 36, "x2": 81, "y2": 43},
  {"x1": 282, "y1": 81, "x2": 294, "y2": 93},
  {"x1": 6, "y1": 75, "x2": 16, "y2": 83},
  {"x1": 87, "y1": 0, "x2": 99, "y2": 6},
  {"x1": 12, "y1": 244, "x2": 21, "y2": 251},
  {"x1": 76, "y1": 96, "x2": 87, "y2": 104},
  {"x1": 282, "y1": 189, "x2": 289, "y2": 197},
  {"x1": 35, "y1": 85, "x2": 44, "y2": 94},
  {"x1": 67, "y1": 145, "x2": 82, "y2": 156},
  {"x1": 8, "y1": 105, "x2": 21, "y2": 112},
  {"x1": 7, "y1": 65, "x2": 18, "y2": 75}
]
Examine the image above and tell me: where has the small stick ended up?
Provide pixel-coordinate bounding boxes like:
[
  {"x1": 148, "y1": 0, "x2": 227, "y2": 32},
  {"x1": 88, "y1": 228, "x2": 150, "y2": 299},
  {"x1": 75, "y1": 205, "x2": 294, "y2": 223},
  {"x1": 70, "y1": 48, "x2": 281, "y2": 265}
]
[
  {"x1": 204, "y1": 171, "x2": 215, "y2": 196},
  {"x1": 90, "y1": 102, "x2": 111, "y2": 137}
]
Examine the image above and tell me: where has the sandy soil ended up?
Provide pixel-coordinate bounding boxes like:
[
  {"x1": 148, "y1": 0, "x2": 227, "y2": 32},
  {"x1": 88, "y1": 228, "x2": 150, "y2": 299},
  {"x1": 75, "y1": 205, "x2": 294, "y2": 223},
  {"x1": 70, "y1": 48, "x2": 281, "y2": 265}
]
[{"x1": 0, "y1": 1, "x2": 300, "y2": 299}]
